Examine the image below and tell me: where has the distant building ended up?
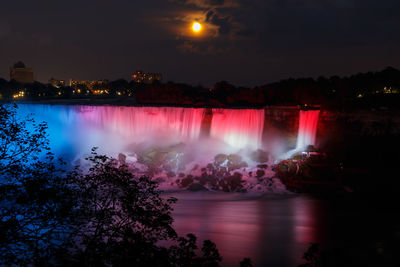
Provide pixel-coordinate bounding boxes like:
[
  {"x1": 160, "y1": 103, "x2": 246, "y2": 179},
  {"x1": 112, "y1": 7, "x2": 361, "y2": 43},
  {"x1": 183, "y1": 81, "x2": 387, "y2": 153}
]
[
  {"x1": 69, "y1": 79, "x2": 109, "y2": 89},
  {"x1": 49, "y1": 77, "x2": 66, "y2": 88},
  {"x1": 10, "y1": 61, "x2": 34, "y2": 83},
  {"x1": 69, "y1": 79, "x2": 109, "y2": 94},
  {"x1": 132, "y1": 70, "x2": 162, "y2": 84}
]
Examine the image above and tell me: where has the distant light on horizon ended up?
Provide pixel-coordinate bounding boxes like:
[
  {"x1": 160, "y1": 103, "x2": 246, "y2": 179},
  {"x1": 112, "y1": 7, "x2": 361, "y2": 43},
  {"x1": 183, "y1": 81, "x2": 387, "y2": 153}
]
[{"x1": 13, "y1": 91, "x2": 25, "y2": 99}]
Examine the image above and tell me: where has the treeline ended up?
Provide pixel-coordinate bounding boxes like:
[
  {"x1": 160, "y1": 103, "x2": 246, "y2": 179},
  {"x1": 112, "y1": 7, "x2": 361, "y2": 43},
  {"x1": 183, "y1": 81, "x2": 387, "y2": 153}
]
[
  {"x1": 0, "y1": 78, "x2": 141, "y2": 99},
  {"x1": 1, "y1": 67, "x2": 400, "y2": 109}
]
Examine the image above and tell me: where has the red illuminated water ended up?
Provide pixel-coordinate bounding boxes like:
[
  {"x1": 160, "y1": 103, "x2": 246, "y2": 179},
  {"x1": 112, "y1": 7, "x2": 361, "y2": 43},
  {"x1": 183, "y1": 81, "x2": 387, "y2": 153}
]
[
  {"x1": 79, "y1": 106, "x2": 206, "y2": 144},
  {"x1": 76, "y1": 106, "x2": 267, "y2": 152},
  {"x1": 210, "y1": 109, "x2": 265, "y2": 150},
  {"x1": 296, "y1": 110, "x2": 320, "y2": 150},
  {"x1": 169, "y1": 192, "x2": 326, "y2": 267},
  {"x1": 169, "y1": 192, "x2": 400, "y2": 267},
  {"x1": 17, "y1": 104, "x2": 320, "y2": 162}
]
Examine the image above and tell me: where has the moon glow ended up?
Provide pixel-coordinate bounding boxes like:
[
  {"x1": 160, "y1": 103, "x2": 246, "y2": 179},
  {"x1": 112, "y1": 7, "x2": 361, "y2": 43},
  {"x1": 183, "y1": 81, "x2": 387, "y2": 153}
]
[{"x1": 192, "y1": 22, "x2": 202, "y2": 32}]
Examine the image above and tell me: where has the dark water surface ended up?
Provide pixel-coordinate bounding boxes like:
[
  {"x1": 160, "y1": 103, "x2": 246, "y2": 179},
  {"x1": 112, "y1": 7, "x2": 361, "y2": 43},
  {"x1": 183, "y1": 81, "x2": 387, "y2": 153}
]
[{"x1": 167, "y1": 192, "x2": 400, "y2": 267}]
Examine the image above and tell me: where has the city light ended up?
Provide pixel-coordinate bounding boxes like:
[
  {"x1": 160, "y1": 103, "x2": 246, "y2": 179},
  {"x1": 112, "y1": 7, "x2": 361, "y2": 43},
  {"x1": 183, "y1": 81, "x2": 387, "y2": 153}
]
[{"x1": 12, "y1": 91, "x2": 25, "y2": 99}]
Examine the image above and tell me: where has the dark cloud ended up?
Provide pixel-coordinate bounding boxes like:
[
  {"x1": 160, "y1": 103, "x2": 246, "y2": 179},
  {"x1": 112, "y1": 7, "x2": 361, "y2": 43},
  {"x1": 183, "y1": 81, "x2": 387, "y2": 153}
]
[
  {"x1": 172, "y1": 0, "x2": 400, "y2": 48},
  {"x1": 171, "y1": 0, "x2": 233, "y2": 9},
  {"x1": 205, "y1": 9, "x2": 233, "y2": 35}
]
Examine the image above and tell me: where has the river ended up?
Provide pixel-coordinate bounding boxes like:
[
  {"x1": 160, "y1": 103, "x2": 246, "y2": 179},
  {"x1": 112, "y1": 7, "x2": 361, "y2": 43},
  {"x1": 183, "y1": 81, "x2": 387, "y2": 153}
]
[{"x1": 168, "y1": 192, "x2": 400, "y2": 267}]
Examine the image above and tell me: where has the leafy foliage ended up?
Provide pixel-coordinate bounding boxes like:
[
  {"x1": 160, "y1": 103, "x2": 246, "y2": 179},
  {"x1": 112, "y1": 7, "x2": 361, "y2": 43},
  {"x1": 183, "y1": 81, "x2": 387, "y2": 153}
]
[
  {"x1": 0, "y1": 103, "x2": 48, "y2": 169},
  {"x1": 0, "y1": 104, "x2": 73, "y2": 265},
  {"x1": 298, "y1": 243, "x2": 323, "y2": 267},
  {"x1": 169, "y1": 234, "x2": 222, "y2": 267},
  {"x1": 65, "y1": 149, "x2": 178, "y2": 266},
  {"x1": 240, "y1": 258, "x2": 253, "y2": 267},
  {"x1": 64, "y1": 150, "x2": 225, "y2": 267}
]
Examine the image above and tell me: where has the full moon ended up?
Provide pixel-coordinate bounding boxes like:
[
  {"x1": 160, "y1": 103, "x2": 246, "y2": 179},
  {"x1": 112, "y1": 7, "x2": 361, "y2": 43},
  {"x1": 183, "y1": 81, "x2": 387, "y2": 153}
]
[{"x1": 192, "y1": 22, "x2": 202, "y2": 32}]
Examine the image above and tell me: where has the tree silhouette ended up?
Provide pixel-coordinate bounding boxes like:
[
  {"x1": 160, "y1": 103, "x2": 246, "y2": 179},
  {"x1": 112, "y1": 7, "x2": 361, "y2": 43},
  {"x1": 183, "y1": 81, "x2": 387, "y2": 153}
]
[
  {"x1": 0, "y1": 104, "x2": 73, "y2": 265},
  {"x1": 64, "y1": 148, "x2": 178, "y2": 266}
]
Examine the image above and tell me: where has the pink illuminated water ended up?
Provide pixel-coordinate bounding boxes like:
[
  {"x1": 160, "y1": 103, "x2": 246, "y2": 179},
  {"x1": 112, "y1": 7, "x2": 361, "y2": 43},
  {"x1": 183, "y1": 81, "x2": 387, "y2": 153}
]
[
  {"x1": 210, "y1": 109, "x2": 265, "y2": 150},
  {"x1": 296, "y1": 110, "x2": 320, "y2": 150},
  {"x1": 170, "y1": 192, "x2": 326, "y2": 267},
  {"x1": 17, "y1": 105, "x2": 320, "y2": 162},
  {"x1": 79, "y1": 106, "x2": 205, "y2": 144},
  {"x1": 17, "y1": 105, "x2": 270, "y2": 160}
]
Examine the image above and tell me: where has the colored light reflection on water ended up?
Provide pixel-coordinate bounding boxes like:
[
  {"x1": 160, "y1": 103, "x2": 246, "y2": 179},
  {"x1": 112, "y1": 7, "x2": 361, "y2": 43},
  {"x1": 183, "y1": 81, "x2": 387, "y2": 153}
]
[{"x1": 169, "y1": 192, "x2": 325, "y2": 267}]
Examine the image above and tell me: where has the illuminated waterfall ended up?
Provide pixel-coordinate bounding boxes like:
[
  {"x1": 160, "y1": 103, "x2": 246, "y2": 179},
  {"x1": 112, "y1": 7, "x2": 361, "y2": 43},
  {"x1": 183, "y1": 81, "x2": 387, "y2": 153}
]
[
  {"x1": 210, "y1": 109, "x2": 265, "y2": 150},
  {"x1": 295, "y1": 110, "x2": 320, "y2": 151},
  {"x1": 16, "y1": 105, "x2": 206, "y2": 158},
  {"x1": 17, "y1": 105, "x2": 266, "y2": 157},
  {"x1": 79, "y1": 106, "x2": 205, "y2": 143},
  {"x1": 275, "y1": 109, "x2": 321, "y2": 160},
  {"x1": 16, "y1": 104, "x2": 320, "y2": 161}
]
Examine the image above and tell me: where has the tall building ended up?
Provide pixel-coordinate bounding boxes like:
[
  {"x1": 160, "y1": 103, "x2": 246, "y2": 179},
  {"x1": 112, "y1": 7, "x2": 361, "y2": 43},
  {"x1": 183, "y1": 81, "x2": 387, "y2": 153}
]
[
  {"x1": 10, "y1": 61, "x2": 34, "y2": 83},
  {"x1": 132, "y1": 70, "x2": 162, "y2": 84}
]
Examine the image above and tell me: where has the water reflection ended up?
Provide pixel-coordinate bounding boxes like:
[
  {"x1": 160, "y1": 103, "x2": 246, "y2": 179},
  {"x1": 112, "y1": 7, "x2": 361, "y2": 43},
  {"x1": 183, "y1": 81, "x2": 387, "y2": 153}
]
[{"x1": 169, "y1": 193, "x2": 325, "y2": 267}]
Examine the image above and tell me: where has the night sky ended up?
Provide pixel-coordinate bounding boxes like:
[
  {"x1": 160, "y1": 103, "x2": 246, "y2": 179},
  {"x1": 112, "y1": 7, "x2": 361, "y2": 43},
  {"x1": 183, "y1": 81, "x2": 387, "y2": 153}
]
[{"x1": 1, "y1": 0, "x2": 399, "y2": 87}]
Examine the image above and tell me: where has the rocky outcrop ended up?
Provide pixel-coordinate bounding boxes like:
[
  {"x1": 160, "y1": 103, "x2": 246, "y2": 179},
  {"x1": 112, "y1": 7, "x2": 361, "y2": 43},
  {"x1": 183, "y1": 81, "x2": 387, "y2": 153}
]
[{"x1": 250, "y1": 149, "x2": 269, "y2": 163}]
